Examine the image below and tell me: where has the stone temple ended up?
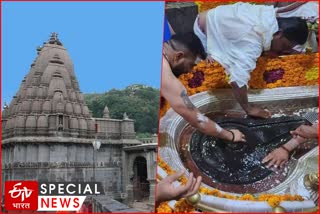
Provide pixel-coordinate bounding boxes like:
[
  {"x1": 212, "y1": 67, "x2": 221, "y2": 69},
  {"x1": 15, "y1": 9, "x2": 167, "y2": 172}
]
[{"x1": 1, "y1": 33, "x2": 157, "y2": 212}]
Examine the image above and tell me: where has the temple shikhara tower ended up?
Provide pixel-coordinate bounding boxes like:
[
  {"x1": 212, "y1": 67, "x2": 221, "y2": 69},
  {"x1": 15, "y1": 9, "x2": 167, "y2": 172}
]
[{"x1": 2, "y1": 33, "x2": 157, "y2": 211}]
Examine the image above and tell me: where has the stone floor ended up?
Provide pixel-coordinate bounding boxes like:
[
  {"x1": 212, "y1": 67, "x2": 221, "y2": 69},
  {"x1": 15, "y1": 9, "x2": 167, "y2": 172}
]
[{"x1": 132, "y1": 200, "x2": 154, "y2": 212}]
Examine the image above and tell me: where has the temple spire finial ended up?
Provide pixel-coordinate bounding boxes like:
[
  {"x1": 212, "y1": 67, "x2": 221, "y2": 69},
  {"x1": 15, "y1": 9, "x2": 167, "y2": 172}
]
[{"x1": 48, "y1": 32, "x2": 62, "y2": 46}]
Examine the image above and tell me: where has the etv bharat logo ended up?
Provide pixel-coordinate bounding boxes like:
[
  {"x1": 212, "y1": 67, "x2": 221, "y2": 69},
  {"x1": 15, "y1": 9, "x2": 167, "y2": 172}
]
[
  {"x1": 5, "y1": 181, "x2": 38, "y2": 210},
  {"x1": 9, "y1": 182, "x2": 34, "y2": 202},
  {"x1": 5, "y1": 181, "x2": 103, "y2": 211}
]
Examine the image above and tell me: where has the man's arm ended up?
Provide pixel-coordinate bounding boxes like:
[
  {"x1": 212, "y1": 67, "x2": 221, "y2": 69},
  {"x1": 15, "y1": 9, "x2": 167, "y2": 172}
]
[
  {"x1": 262, "y1": 136, "x2": 306, "y2": 168},
  {"x1": 230, "y1": 82, "x2": 272, "y2": 118},
  {"x1": 161, "y1": 60, "x2": 245, "y2": 142},
  {"x1": 290, "y1": 124, "x2": 318, "y2": 139}
]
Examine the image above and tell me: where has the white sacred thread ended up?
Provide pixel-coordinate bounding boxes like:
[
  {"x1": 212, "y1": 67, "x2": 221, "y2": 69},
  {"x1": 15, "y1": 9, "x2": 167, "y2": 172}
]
[
  {"x1": 285, "y1": 139, "x2": 300, "y2": 151},
  {"x1": 196, "y1": 112, "x2": 209, "y2": 128},
  {"x1": 215, "y1": 123, "x2": 222, "y2": 133}
]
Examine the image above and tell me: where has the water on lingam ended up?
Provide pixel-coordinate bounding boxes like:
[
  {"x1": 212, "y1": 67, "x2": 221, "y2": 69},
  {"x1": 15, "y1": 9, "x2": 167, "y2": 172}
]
[
  {"x1": 179, "y1": 108, "x2": 318, "y2": 194},
  {"x1": 159, "y1": 86, "x2": 318, "y2": 212}
]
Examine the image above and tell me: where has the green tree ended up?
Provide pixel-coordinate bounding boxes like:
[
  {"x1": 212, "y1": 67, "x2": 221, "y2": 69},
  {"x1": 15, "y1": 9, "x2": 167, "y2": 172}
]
[{"x1": 85, "y1": 84, "x2": 160, "y2": 135}]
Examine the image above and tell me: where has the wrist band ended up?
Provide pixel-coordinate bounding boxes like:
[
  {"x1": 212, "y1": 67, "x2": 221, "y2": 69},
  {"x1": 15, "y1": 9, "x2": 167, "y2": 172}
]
[
  {"x1": 281, "y1": 145, "x2": 291, "y2": 153},
  {"x1": 228, "y1": 130, "x2": 235, "y2": 142}
]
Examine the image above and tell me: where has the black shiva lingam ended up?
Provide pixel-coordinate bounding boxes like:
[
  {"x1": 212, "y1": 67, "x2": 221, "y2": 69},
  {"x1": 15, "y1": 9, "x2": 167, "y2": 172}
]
[{"x1": 179, "y1": 115, "x2": 313, "y2": 193}]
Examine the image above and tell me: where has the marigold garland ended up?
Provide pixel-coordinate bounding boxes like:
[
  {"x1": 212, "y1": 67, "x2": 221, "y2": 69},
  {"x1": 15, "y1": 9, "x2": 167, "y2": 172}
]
[
  {"x1": 195, "y1": 1, "x2": 266, "y2": 12},
  {"x1": 157, "y1": 202, "x2": 173, "y2": 213},
  {"x1": 195, "y1": 1, "x2": 235, "y2": 12},
  {"x1": 160, "y1": 53, "x2": 318, "y2": 117},
  {"x1": 157, "y1": 156, "x2": 304, "y2": 212},
  {"x1": 174, "y1": 199, "x2": 196, "y2": 213}
]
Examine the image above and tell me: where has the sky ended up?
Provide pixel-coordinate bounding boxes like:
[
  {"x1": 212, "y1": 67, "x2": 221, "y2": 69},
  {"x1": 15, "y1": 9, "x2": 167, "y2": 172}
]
[{"x1": 2, "y1": 2, "x2": 164, "y2": 105}]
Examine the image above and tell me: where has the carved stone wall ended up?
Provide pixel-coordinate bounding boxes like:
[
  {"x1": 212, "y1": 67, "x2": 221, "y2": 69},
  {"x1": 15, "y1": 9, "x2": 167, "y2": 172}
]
[
  {"x1": 122, "y1": 144, "x2": 157, "y2": 209},
  {"x1": 2, "y1": 143, "x2": 123, "y2": 198}
]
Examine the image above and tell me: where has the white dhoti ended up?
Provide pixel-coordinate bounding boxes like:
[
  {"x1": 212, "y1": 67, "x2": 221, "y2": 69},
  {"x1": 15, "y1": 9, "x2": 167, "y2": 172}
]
[
  {"x1": 193, "y1": 16, "x2": 207, "y2": 52},
  {"x1": 276, "y1": 2, "x2": 319, "y2": 19},
  {"x1": 195, "y1": 3, "x2": 278, "y2": 88}
]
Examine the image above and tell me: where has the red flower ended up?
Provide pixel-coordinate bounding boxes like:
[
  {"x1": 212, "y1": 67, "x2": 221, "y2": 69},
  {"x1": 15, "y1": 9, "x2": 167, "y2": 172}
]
[
  {"x1": 188, "y1": 71, "x2": 205, "y2": 88},
  {"x1": 263, "y1": 68, "x2": 284, "y2": 83}
]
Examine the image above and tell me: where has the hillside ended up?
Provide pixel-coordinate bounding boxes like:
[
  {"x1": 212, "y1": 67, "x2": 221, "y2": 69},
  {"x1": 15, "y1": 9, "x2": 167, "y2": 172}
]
[{"x1": 84, "y1": 84, "x2": 160, "y2": 136}]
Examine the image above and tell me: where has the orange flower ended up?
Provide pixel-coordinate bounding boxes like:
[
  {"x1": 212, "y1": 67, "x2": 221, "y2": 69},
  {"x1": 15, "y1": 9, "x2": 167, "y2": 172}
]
[
  {"x1": 157, "y1": 156, "x2": 305, "y2": 211},
  {"x1": 160, "y1": 53, "x2": 318, "y2": 117},
  {"x1": 239, "y1": 194, "x2": 255, "y2": 201},
  {"x1": 157, "y1": 202, "x2": 172, "y2": 213},
  {"x1": 174, "y1": 199, "x2": 195, "y2": 213},
  {"x1": 196, "y1": 1, "x2": 236, "y2": 12}
]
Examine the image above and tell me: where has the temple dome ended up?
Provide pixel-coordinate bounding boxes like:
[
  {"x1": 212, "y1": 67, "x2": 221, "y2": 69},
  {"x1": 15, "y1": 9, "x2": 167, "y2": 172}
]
[
  {"x1": 37, "y1": 87, "x2": 46, "y2": 98},
  {"x1": 77, "y1": 92, "x2": 84, "y2": 102},
  {"x1": 2, "y1": 33, "x2": 95, "y2": 139},
  {"x1": 26, "y1": 87, "x2": 36, "y2": 98},
  {"x1": 73, "y1": 103, "x2": 82, "y2": 115},
  {"x1": 79, "y1": 118, "x2": 87, "y2": 130},
  {"x1": 6, "y1": 118, "x2": 15, "y2": 130},
  {"x1": 42, "y1": 100, "x2": 52, "y2": 112},
  {"x1": 20, "y1": 100, "x2": 31, "y2": 113},
  {"x1": 82, "y1": 105, "x2": 90, "y2": 117},
  {"x1": 11, "y1": 104, "x2": 19, "y2": 116},
  {"x1": 70, "y1": 117, "x2": 79, "y2": 129},
  {"x1": 65, "y1": 102, "x2": 73, "y2": 114},
  {"x1": 25, "y1": 116, "x2": 37, "y2": 128},
  {"x1": 37, "y1": 115, "x2": 48, "y2": 128},
  {"x1": 70, "y1": 91, "x2": 77, "y2": 101},
  {"x1": 31, "y1": 100, "x2": 42, "y2": 113},
  {"x1": 15, "y1": 115, "x2": 26, "y2": 128}
]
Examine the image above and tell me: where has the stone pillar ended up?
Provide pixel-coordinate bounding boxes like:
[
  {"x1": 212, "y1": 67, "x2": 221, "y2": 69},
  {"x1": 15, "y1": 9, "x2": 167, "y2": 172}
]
[
  {"x1": 122, "y1": 151, "x2": 135, "y2": 206},
  {"x1": 146, "y1": 150, "x2": 157, "y2": 209},
  {"x1": 121, "y1": 151, "x2": 127, "y2": 192},
  {"x1": 165, "y1": 2, "x2": 199, "y2": 34},
  {"x1": 125, "y1": 184, "x2": 134, "y2": 206},
  {"x1": 152, "y1": 134, "x2": 158, "y2": 144},
  {"x1": 121, "y1": 119, "x2": 135, "y2": 139},
  {"x1": 148, "y1": 178, "x2": 156, "y2": 210}
]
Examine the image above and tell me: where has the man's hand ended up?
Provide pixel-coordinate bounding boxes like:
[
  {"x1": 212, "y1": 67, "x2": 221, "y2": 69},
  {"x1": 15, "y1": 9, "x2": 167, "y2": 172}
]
[
  {"x1": 206, "y1": 55, "x2": 215, "y2": 64},
  {"x1": 246, "y1": 105, "x2": 272, "y2": 119},
  {"x1": 156, "y1": 170, "x2": 202, "y2": 204},
  {"x1": 229, "y1": 129, "x2": 246, "y2": 142},
  {"x1": 290, "y1": 124, "x2": 318, "y2": 139},
  {"x1": 262, "y1": 147, "x2": 289, "y2": 168}
]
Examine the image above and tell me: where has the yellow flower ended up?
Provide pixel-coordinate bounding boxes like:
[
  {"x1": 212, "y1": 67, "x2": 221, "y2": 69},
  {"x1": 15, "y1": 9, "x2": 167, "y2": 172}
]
[
  {"x1": 196, "y1": 1, "x2": 235, "y2": 12},
  {"x1": 157, "y1": 202, "x2": 172, "y2": 213},
  {"x1": 239, "y1": 194, "x2": 255, "y2": 201},
  {"x1": 160, "y1": 53, "x2": 318, "y2": 117},
  {"x1": 174, "y1": 199, "x2": 195, "y2": 213},
  {"x1": 158, "y1": 156, "x2": 305, "y2": 211},
  {"x1": 305, "y1": 67, "x2": 319, "y2": 81}
]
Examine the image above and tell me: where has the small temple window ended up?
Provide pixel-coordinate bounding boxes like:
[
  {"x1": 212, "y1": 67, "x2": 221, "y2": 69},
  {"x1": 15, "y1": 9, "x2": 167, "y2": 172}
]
[
  {"x1": 95, "y1": 124, "x2": 98, "y2": 133},
  {"x1": 58, "y1": 115, "x2": 63, "y2": 131}
]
